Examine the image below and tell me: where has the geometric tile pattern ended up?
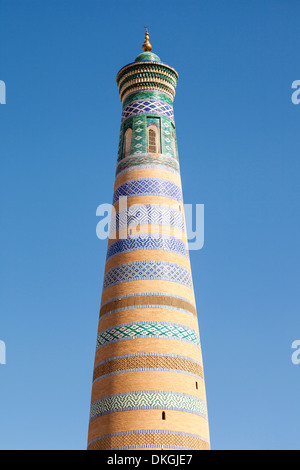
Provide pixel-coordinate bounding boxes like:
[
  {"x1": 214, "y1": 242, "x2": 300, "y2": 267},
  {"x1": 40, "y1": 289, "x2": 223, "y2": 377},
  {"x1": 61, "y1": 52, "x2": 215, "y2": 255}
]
[
  {"x1": 121, "y1": 99, "x2": 174, "y2": 124},
  {"x1": 106, "y1": 235, "x2": 188, "y2": 260},
  {"x1": 123, "y1": 90, "x2": 173, "y2": 108},
  {"x1": 131, "y1": 116, "x2": 147, "y2": 155},
  {"x1": 113, "y1": 178, "x2": 183, "y2": 205},
  {"x1": 92, "y1": 353, "x2": 204, "y2": 382},
  {"x1": 88, "y1": 430, "x2": 210, "y2": 450},
  {"x1": 96, "y1": 321, "x2": 200, "y2": 350},
  {"x1": 89, "y1": 390, "x2": 207, "y2": 421},
  {"x1": 103, "y1": 261, "x2": 192, "y2": 289},
  {"x1": 162, "y1": 118, "x2": 177, "y2": 159},
  {"x1": 110, "y1": 204, "x2": 185, "y2": 234}
]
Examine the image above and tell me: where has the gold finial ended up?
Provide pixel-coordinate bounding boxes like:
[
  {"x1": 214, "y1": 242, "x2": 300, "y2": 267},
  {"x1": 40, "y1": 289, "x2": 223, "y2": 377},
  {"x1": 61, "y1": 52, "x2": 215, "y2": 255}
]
[{"x1": 142, "y1": 26, "x2": 152, "y2": 52}]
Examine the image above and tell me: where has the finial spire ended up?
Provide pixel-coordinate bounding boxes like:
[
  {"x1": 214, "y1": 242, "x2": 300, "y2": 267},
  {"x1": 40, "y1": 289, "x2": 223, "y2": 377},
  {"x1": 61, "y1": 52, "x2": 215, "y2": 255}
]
[{"x1": 142, "y1": 26, "x2": 152, "y2": 52}]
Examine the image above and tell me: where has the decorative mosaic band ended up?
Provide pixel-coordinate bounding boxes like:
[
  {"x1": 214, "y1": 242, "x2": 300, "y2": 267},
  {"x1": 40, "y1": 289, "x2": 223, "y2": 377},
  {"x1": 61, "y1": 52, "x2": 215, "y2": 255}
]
[
  {"x1": 121, "y1": 99, "x2": 174, "y2": 124},
  {"x1": 118, "y1": 72, "x2": 177, "y2": 97},
  {"x1": 110, "y1": 203, "x2": 185, "y2": 235},
  {"x1": 103, "y1": 260, "x2": 192, "y2": 289},
  {"x1": 118, "y1": 70, "x2": 177, "y2": 97},
  {"x1": 123, "y1": 90, "x2": 173, "y2": 108},
  {"x1": 92, "y1": 353, "x2": 204, "y2": 382},
  {"x1": 117, "y1": 63, "x2": 178, "y2": 103},
  {"x1": 96, "y1": 321, "x2": 200, "y2": 350},
  {"x1": 113, "y1": 178, "x2": 183, "y2": 205},
  {"x1": 116, "y1": 154, "x2": 180, "y2": 176},
  {"x1": 89, "y1": 390, "x2": 207, "y2": 421},
  {"x1": 117, "y1": 62, "x2": 178, "y2": 89},
  {"x1": 106, "y1": 235, "x2": 188, "y2": 261},
  {"x1": 121, "y1": 82, "x2": 176, "y2": 104},
  {"x1": 87, "y1": 430, "x2": 209, "y2": 450},
  {"x1": 100, "y1": 293, "x2": 196, "y2": 318}
]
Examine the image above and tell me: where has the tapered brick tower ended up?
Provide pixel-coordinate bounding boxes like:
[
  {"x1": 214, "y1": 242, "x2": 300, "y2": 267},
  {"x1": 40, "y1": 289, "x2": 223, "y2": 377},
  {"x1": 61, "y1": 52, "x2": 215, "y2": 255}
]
[{"x1": 87, "y1": 30, "x2": 210, "y2": 450}]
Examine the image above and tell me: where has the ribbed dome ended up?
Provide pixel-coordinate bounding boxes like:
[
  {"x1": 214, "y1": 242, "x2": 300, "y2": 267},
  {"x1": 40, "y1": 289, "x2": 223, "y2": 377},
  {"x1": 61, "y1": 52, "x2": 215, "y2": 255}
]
[{"x1": 135, "y1": 51, "x2": 161, "y2": 62}]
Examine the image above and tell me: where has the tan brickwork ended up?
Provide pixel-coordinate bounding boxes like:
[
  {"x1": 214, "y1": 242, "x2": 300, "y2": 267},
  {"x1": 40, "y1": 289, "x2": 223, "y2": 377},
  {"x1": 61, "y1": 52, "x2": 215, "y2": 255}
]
[
  {"x1": 114, "y1": 168, "x2": 182, "y2": 190},
  {"x1": 104, "y1": 250, "x2": 191, "y2": 273},
  {"x1": 93, "y1": 338, "x2": 203, "y2": 370},
  {"x1": 91, "y1": 370, "x2": 207, "y2": 402},
  {"x1": 88, "y1": 410, "x2": 210, "y2": 443},
  {"x1": 101, "y1": 280, "x2": 196, "y2": 305},
  {"x1": 98, "y1": 307, "x2": 199, "y2": 332},
  {"x1": 100, "y1": 294, "x2": 197, "y2": 317},
  {"x1": 88, "y1": 431, "x2": 209, "y2": 450}
]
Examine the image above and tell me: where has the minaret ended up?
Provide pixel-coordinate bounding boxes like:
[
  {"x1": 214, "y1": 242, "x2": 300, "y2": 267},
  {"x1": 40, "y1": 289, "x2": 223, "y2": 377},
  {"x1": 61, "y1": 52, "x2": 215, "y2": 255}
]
[{"x1": 87, "y1": 30, "x2": 210, "y2": 451}]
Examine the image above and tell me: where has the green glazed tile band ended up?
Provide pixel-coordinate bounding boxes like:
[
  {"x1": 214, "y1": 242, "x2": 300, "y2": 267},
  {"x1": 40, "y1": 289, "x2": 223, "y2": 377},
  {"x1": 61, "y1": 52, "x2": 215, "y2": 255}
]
[
  {"x1": 96, "y1": 321, "x2": 200, "y2": 350},
  {"x1": 89, "y1": 390, "x2": 207, "y2": 421}
]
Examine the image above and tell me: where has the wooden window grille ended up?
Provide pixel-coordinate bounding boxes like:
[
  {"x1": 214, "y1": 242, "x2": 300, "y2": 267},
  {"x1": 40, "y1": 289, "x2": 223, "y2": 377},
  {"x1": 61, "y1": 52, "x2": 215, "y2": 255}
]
[{"x1": 148, "y1": 128, "x2": 157, "y2": 153}]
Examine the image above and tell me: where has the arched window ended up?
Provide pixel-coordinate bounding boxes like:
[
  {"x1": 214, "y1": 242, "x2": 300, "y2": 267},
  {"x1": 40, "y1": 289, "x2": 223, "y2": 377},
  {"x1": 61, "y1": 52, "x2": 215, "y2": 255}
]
[
  {"x1": 123, "y1": 128, "x2": 132, "y2": 158},
  {"x1": 148, "y1": 124, "x2": 160, "y2": 154}
]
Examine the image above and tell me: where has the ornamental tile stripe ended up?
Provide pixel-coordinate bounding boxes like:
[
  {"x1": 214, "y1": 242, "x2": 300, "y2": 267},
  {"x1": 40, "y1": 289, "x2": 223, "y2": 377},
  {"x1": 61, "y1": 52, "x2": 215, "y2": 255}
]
[
  {"x1": 117, "y1": 62, "x2": 178, "y2": 86},
  {"x1": 110, "y1": 204, "x2": 185, "y2": 234},
  {"x1": 103, "y1": 261, "x2": 192, "y2": 289},
  {"x1": 112, "y1": 178, "x2": 183, "y2": 205},
  {"x1": 121, "y1": 99, "x2": 174, "y2": 123},
  {"x1": 120, "y1": 82, "x2": 176, "y2": 103},
  {"x1": 89, "y1": 390, "x2": 207, "y2": 421},
  {"x1": 123, "y1": 91, "x2": 173, "y2": 108},
  {"x1": 106, "y1": 235, "x2": 188, "y2": 260},
  {"x1": 96, "y1": 321, "x2": 200, "y2": 350},
  {"x1": 119, "y1": 73, "x2": 177, "y2": 95}
]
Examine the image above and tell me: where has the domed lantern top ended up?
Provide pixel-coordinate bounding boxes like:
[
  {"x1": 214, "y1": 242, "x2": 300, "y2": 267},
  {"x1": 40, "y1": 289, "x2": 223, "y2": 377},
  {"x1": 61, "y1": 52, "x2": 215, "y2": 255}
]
[{"x1": 116, "y1": 29, "x2": 178, "y2": 104}]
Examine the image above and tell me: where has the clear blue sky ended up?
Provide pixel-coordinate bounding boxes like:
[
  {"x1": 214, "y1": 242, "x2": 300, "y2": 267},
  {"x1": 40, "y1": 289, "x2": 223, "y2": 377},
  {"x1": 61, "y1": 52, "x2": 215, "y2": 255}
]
[{"x1": 0, "y1": 0, "x2": 299, "y2": 450}]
